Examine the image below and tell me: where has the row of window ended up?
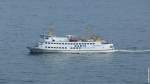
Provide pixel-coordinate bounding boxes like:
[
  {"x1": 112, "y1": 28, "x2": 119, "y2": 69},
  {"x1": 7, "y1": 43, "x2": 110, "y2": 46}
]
[
  {"x1": 45, "y1": 42, "x2": 95, "y2": 45},
  {"x1": 45, "y1": 46, "x2": 67, "y2": 49},
  {"x1": 70, "y1": 47, "x2": 81, "y2": 49},
  {"x1": 45, "y1": 46, "x2": 82, "y2": 49}
]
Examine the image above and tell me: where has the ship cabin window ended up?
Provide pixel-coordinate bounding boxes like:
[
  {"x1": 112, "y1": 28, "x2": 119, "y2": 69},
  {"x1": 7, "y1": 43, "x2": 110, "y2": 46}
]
[
  {"x1": 45, "y1": 42, "x2": 47, "y2": 44},
  {"x1": 45, "y1": 46, "x2": 47, "y2": 48},
  {"x1": 62, "y1": 43, "x2": 64, "y2": 45},
  {"x1": 48, "y1": 47, "x2": 50, "y2": 48}
]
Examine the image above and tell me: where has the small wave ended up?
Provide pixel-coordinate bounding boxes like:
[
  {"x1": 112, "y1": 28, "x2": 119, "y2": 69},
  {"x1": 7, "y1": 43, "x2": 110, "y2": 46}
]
[{"x1": 114, "y1": 49, "x2": 150, "y2": 53}]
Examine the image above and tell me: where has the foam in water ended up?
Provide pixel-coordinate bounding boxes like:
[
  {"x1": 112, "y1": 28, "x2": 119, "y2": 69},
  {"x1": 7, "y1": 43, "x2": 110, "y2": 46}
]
[{"x1": 114, "y1": 49, "x2": 150, "y2": 53}]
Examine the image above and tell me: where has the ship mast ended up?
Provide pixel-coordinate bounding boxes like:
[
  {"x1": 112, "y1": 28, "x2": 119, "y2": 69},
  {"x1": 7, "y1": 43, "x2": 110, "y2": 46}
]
[
  {"x1": 85, "y1": 25, "x2": 102, "y2": 42},
  {"x1": 48, "y1": 25, "x2": 54, "y2": 37},
  {"x1": 85, "y1": 25, "x2": 94, "y2": 36}
]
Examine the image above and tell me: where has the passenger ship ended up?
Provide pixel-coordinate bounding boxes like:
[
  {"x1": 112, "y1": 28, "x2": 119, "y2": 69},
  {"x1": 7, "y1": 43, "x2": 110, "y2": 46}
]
[{"x1": 27, "y1": 30, "x2": 115, "y2": 53}]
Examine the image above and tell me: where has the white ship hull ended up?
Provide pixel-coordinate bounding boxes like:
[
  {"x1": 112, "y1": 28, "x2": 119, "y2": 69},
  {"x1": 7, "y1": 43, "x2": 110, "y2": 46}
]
[{"x1": 27, "y1": 47, "x2": 115, "y2": 53}]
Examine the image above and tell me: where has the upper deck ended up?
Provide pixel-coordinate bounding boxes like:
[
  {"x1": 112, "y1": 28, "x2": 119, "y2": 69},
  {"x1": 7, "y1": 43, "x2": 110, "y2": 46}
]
[{"x1": 40, "y1": 34, "x2": 107, "y2": 44}]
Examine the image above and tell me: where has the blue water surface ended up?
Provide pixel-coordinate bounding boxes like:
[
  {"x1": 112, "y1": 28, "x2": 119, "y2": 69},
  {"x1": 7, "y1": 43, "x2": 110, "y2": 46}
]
[{"x1": 0, "y1": 0, "x2": 150, "y2": 84}]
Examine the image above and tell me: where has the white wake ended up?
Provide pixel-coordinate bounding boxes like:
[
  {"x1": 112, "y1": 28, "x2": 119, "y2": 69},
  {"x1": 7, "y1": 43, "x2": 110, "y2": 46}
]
[{"x1": 114, "y1": 49, "x2": 150, "y2": 53}]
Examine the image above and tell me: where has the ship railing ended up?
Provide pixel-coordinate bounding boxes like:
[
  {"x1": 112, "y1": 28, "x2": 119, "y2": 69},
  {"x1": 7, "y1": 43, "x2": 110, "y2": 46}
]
[{"x1": 40, "y1": 34, "x2": 50, "y2": 39}]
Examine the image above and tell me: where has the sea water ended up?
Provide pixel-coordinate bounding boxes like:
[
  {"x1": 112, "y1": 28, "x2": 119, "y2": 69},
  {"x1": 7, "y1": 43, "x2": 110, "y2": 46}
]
[{"x1": 0, "y1": 0, "x2": 150, "y2": 84}]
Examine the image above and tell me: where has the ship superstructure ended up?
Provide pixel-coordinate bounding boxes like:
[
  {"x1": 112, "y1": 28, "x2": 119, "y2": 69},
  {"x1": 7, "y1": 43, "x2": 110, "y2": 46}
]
[{"x1": 27, "y1": 29, "x2": 115, "y2": 53}]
